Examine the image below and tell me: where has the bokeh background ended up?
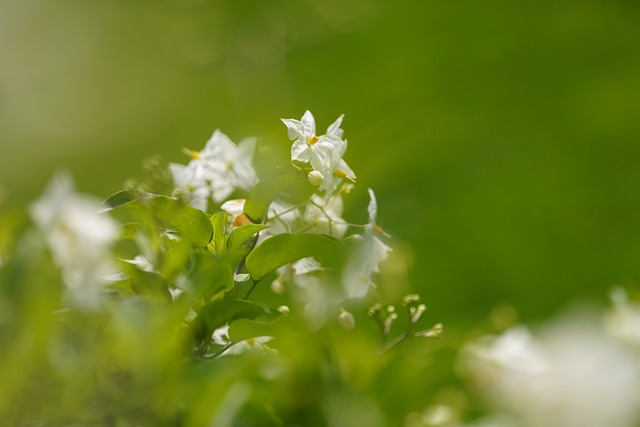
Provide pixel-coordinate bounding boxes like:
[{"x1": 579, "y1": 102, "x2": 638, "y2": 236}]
[{"x1": 2, "y1": 0, "x2": 640, "y2": 329}]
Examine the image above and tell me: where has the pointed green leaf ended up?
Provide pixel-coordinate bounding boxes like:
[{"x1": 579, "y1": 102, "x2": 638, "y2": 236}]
[
  {"x1": 146, "y1": 196, "x2": 213, "y2": 248},
  {"x1": 227, "y1": 224, "x2": 270, "y2": 250},
  {"x1": 98, "y1": 189, "x2": 140, "y2": 213},
  {"x1": 245, "y1": 233, "x2": 348, "y2": 280}
]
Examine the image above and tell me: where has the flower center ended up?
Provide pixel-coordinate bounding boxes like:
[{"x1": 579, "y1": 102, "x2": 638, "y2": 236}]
[{"x1": 307, "y1": 135, "x2": 319, "y2": 145}]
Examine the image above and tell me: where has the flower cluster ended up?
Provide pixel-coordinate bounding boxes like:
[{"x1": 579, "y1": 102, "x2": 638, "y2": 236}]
[
  {"x1": 169, "y1": 130, "x2": 258, "y2": 211},
  {"x1": 282, "y1": 110, "x2": 356, "y2": 198}
]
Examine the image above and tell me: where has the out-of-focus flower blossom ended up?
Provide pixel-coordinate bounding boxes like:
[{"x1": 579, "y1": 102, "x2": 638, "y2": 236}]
[
  {"x1": 342, "y1": 189, "x2": 392, "y2": 298},
  {"x1": 461, "y1": 315, "x2": 640, "y2": 427},
  {"x1": 303, "y1": 194, "x2": 348, "y2": 237},
  {"x1": 211, "y1": 324, "x2": 275, "y2": 356},
  {"x1": 605, "y1": 288, "x2": 640, "y2": 348},
  {"x1": 120, "y1": 255, "x2": 155, "y2": 273},
  {"x1": 169, "y1": 163, "x2": 210, "y2": 211},
  {"x1": 170, "y1": 130, "x2": 258, "y2": 210},
  {"x1": 30, "y1": 172, "x2": 119, "y2": 307},
  {"x1": 256, "y1": 200, "x2": 299, "y2": 244}
]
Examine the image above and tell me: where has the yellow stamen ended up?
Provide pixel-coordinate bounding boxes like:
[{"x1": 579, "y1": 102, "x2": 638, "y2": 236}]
[
  {"x1": 182, "y1": 147, "x2": 201, "y2": 160},
  {"x1": 334, "y1": 169, "x2": 348, "y2": 179},
  {"x1": 307, "y1": 135, "x2": 319, "y2": 145},
  {"x1": 374, "y1": 225, "x2": 384, "y2": 234}
]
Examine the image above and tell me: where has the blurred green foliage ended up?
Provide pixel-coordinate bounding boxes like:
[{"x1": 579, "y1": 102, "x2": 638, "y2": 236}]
[{"x1": 1, "y1": 0, "x2": 640, "y2": 342}]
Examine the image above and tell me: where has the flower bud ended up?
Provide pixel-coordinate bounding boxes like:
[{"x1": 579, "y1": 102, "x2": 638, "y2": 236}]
[
  {"x1": 338, "y1": 309, "x2": 356, "y2": 331},
  {"x1": 271, "y1": 278, "x2": 286, "y2": 295},
  {"x1": 277, "y1": 305, "x2": 290, "y2": 315},
  {"x1": 414, "y1": 323, "x2": 443, "y2": 338},
  {"x1": 307, "y1": 170, "x2": 324, "y2": 186},
  {"x1": 402, "y1": 294, "x2": 421, "y2": 308}
]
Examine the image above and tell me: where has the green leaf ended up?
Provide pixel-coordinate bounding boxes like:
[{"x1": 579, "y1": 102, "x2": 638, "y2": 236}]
[
  {"x1": 228, "y1": 315, "x2": 295, "y2": 343},
  {"x1": 194, "y1": 300, "x2": 279, "y2": 341},
  {"x1": 98, "y1": 189, "x2": 139, "y2": 213},
  {"x1": 100, "y1": 190, "x2": 213, "y2": 248},
  {"x1": 243, "y1": 175, "x2": 312, "y2": 222},
  {"x1": 227, "y1": 224, "x2": 270, "y2": 250},
  {"x1": 145, "y1": 196, "x2": 213, "y2": 248},
  {"x1": 245, "y1": 233, "x2": 348, "y2": 280},
  {"x1": 191, "y1": 253, "x2": 235, "y2": 300},
  {"x1": 208, "y1": 213, "x2": 228, "y2": 254}
]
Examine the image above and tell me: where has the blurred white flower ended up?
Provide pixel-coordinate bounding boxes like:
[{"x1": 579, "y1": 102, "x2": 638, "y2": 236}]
[
  {"x1": 303, "y1": 194, "x2": 348, "y2": 237},
  {"x1": 168, "y1": 163, "x2": 210, "y2": 211},
  {"x1": 170, "y1": 130, "x2": 258, "y2": 209},
  {"x1": 120, "y1": 255, "x2": 155, "y2": 273},
  {"x1": 30, "y1": 172, "x2": 118, "y2": 307},
  {"x1": 342, "y1": 189, "x2": 392, "y2": 298},
  {"x1": 255, "y1": 200, "x2": 299, "y2": 245},
  {"x1": 212, "y1": 324, "x2": 275, "y2": 356},
  {"x1": 605, "y1": 288, "x2": 640, "y2": 348},
  {"x1": 462, "y1": 315, "x2": 640, "y2": 427}
]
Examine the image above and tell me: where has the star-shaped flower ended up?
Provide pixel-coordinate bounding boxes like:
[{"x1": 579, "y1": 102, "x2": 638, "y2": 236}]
[
  {"x1": 170, "y1": 130, "x2": 259, "y2": 210},
  {"x1": 281, "y1": 111, "x2": 355, "y2": 198}
]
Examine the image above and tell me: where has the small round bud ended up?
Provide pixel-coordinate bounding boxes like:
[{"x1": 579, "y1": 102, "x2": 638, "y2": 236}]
[
  {"x1": 338, "y1": 309, "x2": 356, "y2": 331},
  {"x1": 271, "y1": 278, "x2": 286, "y2": 295},
  {"x1": 307, "y1": 170, "x2": 324, "y2": 186},
  {"x1": 277, "y1": 305, "x2": 290, "y2": 315}
]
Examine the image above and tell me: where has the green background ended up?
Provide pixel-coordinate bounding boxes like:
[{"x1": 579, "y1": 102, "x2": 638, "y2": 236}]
[{"x1": 2, "y1": 0, "x2": 639, "y2": 328}]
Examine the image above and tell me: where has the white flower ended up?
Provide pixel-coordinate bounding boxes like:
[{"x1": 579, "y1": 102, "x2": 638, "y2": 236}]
[
  {"x1": 200, "y1": 130, "x2": 258, "y2": 202},
  {"x1": 303, "y1": 194, "x2": 348, "y2": 237},
  {"x1": 282, "y1": 110, "x2": 355, "y2": 198},
  {"x1": 282, "y1": 110, "x2": 344, "y2": 163},
  {"x1": 170, "y1": 130, "x2": 259, "y2": 209},
  {"x1": 342, "y1": 189, "x2": 392, "y2": 298},
  {"x1": 30, "y1": 172, "x2": 118, "y2": 307},
  {"x1": 462, "y1": 315, "x2": 640, "y2": 427},
  {"x1": 169, "y1": 163, "x2": 210, "y2": 211},
  {"x1": 256, "y1": 200, "x2": 299, "y2": 244}
]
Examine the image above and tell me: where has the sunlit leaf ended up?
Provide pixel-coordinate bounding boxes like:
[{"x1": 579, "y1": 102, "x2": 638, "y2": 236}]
[
  {"x1": 227, "y1": 224, "x2": 270, "y2": 250},
  {"x1": 245, "y1": 233, "x2": 347, "y2": 280},
  {"x1": 208, "y1": 213, "x2": 228, "y2": 254}
]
